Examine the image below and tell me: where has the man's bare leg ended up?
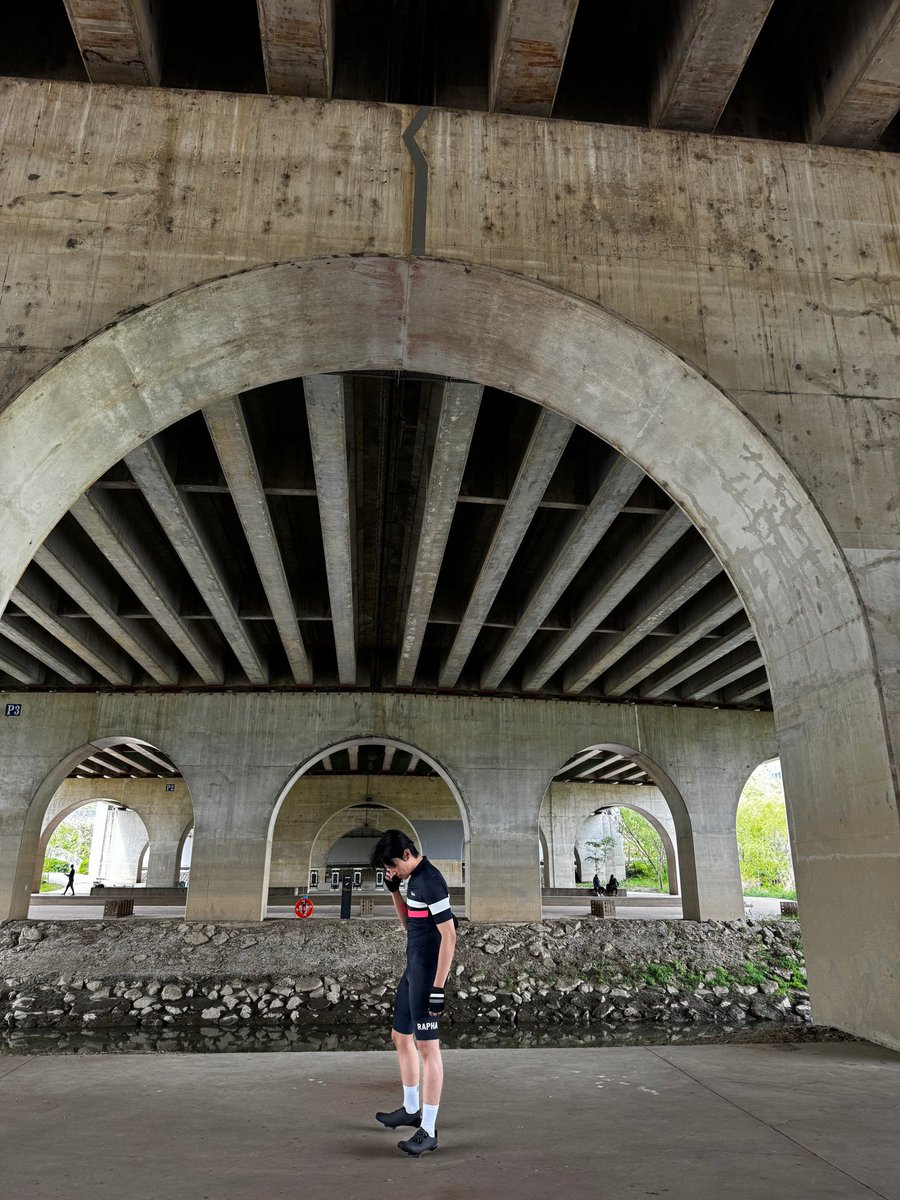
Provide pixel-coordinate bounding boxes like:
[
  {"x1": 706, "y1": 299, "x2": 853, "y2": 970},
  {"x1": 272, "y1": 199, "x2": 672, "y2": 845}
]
[
  {"x1": 392, "y1": 1029, "x2": 419, "y2": 1092},
  {"x1": 418, "y1": 1039, "x2": 443, "y2": 1107}
]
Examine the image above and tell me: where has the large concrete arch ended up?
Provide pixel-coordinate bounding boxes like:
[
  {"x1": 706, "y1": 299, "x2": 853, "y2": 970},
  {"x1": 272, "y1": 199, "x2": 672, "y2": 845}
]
[
  {"x1": 0, "y1": 255, "x2": 895, "y2": 1044},
  {"x1": 309, "y1": 804, "x2": 421, "y2": 875}
]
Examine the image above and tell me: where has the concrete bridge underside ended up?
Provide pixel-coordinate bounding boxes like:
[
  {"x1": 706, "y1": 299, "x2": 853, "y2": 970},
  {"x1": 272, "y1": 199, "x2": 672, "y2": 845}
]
[{"x1": 0, "y1": 77, "x2": 897, "y2": 1051}]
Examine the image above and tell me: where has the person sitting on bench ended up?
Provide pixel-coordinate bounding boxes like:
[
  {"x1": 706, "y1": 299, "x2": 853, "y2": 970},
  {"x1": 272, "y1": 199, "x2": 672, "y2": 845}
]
[{"x1": 605, "y1": 874, "x2": 619, "y2": 896}]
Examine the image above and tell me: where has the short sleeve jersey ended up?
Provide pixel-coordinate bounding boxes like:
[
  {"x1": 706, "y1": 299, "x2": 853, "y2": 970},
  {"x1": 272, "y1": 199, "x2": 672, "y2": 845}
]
[{"x1": 404, "y1": 857, "x2": 453, "y2": 958}]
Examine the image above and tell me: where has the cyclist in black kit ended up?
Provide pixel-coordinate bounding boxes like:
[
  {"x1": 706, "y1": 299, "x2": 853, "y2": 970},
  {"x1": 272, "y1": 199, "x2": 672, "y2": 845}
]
[{"x1": 371, "y1": 829, "x2": 457, "y2": 1157}]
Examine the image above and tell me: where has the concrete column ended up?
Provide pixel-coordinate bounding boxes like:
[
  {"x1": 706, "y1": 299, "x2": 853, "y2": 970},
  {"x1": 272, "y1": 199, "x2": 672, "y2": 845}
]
[
  {"x1": 144, "y1": 837, "x2": 183, "y2": 887},
  {"x1": 671, "y1": 765, "x2": 747, "y2": 921},
  {"x1": 461, "y1": 767, "x2": 546, "y2": 921},
  {"x1": 183, "y1": 764, "x2": 286, "y2": 922}
]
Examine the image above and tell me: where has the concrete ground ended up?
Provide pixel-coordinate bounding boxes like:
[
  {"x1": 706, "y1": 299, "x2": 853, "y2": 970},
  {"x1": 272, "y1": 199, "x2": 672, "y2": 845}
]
[{"x1": 1, "y1": 1041, "x2": 897, "y2": 1199}]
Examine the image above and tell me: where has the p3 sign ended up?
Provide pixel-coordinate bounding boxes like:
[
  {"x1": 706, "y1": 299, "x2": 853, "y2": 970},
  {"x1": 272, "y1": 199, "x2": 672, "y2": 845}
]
[{"x1": 5, "y1": 704, "x2": 22, "y2": 718}]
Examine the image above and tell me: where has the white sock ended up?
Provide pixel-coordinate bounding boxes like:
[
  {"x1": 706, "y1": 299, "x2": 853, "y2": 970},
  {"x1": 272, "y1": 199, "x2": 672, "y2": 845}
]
[
  {"x1": 403, "y1": 1084, "x2": 420, "y2": 1113},
  {"x1": 421, "y1": 1103, "x2": 439, "y2": 1137}
]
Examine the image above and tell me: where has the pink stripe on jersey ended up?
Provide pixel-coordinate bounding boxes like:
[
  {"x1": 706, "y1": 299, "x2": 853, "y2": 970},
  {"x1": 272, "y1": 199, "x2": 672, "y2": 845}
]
[{"x1": 407, "y1": 908, "x2": 429, "y2": 918}]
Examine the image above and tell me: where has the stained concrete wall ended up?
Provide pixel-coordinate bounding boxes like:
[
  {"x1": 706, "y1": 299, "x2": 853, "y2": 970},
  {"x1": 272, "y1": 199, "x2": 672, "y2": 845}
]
[{"x1": 86, "y1": 803, "x2": 147, "y2": 886}]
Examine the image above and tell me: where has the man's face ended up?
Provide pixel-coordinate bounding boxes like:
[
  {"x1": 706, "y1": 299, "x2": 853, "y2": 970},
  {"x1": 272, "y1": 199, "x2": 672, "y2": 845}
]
[{"x1": 384, "y1": 849, "x2": 416, "y2": 881}]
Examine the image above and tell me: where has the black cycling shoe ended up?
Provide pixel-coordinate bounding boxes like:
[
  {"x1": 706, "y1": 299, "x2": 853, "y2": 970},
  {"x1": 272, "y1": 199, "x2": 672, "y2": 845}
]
[
  {"x1": 376, "y1": 1106, "x2": 422, "y2": 1130},
  {"x1": 398, "y1": 1127, "x2": 438, "y2": 1156}
]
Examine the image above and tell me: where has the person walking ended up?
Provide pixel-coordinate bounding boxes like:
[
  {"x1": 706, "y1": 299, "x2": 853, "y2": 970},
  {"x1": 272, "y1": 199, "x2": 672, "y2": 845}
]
[
  {"x1": 371, "y1": 829, "x2": 457, "y2": 1157},
  {"x1": 62, "y1": 864, "x2": 76, "y2": 896}
]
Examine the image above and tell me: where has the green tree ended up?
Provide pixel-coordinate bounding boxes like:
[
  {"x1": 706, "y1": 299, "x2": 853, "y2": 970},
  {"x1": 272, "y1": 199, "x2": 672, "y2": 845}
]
[
  {"x1": 44, "y1": 804, "x2": 97, "y2": 878},
  {"x1": 737, "y1": 762, "x2": 795, "y2": 896},
  {"x1": 583, "y1": 835, "x2": 616, "y2": 880},
  {"x1": 616, "y1": 808, "x2": 668, "y2": 892}
]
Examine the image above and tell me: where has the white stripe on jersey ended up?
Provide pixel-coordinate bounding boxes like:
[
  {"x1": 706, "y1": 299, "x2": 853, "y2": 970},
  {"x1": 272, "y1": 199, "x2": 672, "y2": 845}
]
[
  {"x1": 406, "y1": 897, "x2": 428, "y2": 909},
  {"x1": 428, "y1": 896, "x2": 451, "y2": 915}
]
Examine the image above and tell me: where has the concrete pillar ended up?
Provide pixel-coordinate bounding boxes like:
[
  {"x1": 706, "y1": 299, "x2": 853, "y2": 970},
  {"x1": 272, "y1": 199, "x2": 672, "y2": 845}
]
[
  {"x1": 672, "y1": 764, "x2": 747, "y2": 921},
  {"x1": 461, "y1": 767, "x2": 546, "y2": 921},
  {"x1": 144, "y1": 837, "x2": 182, "y2": 887},
  {"x1": 183, "y1": 764, "x2": 286, "y2": 922}
]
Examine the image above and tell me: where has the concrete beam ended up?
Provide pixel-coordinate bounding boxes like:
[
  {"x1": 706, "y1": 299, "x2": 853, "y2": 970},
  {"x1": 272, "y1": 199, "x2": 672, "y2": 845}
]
[
  {"x1": 99, "y1": 746, "x2": 154, "y2": 776},
  {"x1": 304, "y1": 375, "x2": 356, "y2": 687},
  {"x1": 204, "y1": 396, "x2": 312, "y2": 685},
  {"x1": 682, "y1": 641, "x2": 766, "y2": 699},
  {"x1": 640, "y1": 614, "x2": 757, "y2": 698},
  {"x1": 806, "y1": 1, "x2": 900, "y2": 148},
  {"x1": 382, "y1": 746, "x2": 396, "y2": 772},
  {"x1": 723, "y1": 670, "x2": 771, "y2": 704},
  {"x1": 33, "y1": 529, "x2": 181, "y2": 686},
  {"x1": 439, "y1": 408, "x2": 573, "y2": 688},
  {"x1": 406, "y1": 755, "x2": 420, "y2": 774},
  {"x1": 557, "y1": 747, "x2": 606, "y2": 775},
  {"x1": 256, "y1": 0, "x2": 335, "y2": 96},
  {"x1": 347, "y1": 746, "x2": 358, "y2": 772},
  {"x1": 396, "y1": 383, "x2": 482, "y2": 688},
  {"x1": 576, "y1": 754, "x2": 625, "y2": 779},
  {"x1": 127, "y1": 744, "x2": 178, "y2": 775},
  {"x1": 124, "y1": 440, "x2": 268, "y2": 685},
  {"x1": 481, "y1": 457, "x2": 644, "y2": 690},
  {"x1": 11, "y1": 569, "x2": 133, "y2": 686},
  {"x1": 523, "y1": 505, "x2": 692, "y2": 692},
  {"x1": 0, "y1": 634, "x2": 44, "y2": 685},
  {"x1": 0, "y1": 617, "x2": 92, "y2": 684},
  {"x1": 61, "y1": 0, "x2": 163, "y2": 86},
  {"x1": 562, "y1": 541, "x2": 722, "y2": 694},
  {"x1": 70, "y1": 492, "x2": 225, "y2": 685},
  {"x1": 603, "y1": 577, "x2": 745, "y2": 695},
  {"x1": 490, "y1": 0, "x2": 581, "y2": 116},
  {"x1": 650, "y1": 0, "x2": 775, "y2": 132}
]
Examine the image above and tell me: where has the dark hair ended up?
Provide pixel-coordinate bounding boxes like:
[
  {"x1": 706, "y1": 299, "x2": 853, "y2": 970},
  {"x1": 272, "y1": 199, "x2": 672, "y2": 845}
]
[{"x1": 371, "y1": 829, "x2": 418, "y2": 869}]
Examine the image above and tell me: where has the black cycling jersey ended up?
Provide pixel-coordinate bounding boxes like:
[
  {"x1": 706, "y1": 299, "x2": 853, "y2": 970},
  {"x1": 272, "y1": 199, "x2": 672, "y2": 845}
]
[{"x1": 404, "y1": 856, "x2": 453, "y2": 961}]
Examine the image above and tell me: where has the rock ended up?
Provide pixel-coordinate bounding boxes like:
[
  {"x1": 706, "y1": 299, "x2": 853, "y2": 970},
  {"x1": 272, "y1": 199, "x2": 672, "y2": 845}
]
[
  {"x1": 134, "y1": 996, "x2": 156, "y2": 1010},
  {"x1": 161, "y1": 985, "x2": 183, "y2": 1002},
  {"x1": 201, "y1": 1006, "x2": 224, "y2": 1020},
  {"x1": 212, "y1": 932, "x2": 229, "y2": 946},
  {"x1": 19, "y1": 927, "x2": 44, "y2": 944},
  {"x1": 183, "y1": 932, "x2": 210, "y2": 946},
  {"x1": 85, "y1": 979, "x2": 105, "y2": 991}
]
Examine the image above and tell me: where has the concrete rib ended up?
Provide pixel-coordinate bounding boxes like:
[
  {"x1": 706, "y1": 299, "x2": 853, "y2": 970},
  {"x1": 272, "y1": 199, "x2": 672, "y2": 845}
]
[
  {"x1": 304, "y1": 375, "x2": 357, "y2": 686},
  {"x1": 0, "y1": 617, "x2": 93, "y2": 685},
  {"x1": 562, "y1": 542, "x2": 722, "y2": 694},
  {"x1": 0, "y1": 633, "x2": 44, "y2": 685},
  {"x1": 481, "y1": 457, "x2": 644, "y2": 690},
  {"x1": 522, "y1": 505, "x2": 691, "y2": 692},
  {"x1": 204, "y1": 396, "x2": 312, "y2": 685},
  {"x1": 125, "y1": 439, "x2": 268, "y2": 685},
  {"x1": 650, "y1": 0, "x2": 775, "y2": 132},
  {"x1": 684, "y1": 643, "x2": 767, "y2": 699},
  {"x1": 724, "y1": 671, "x2": 772, "y2": 704},
  {"x1": 395, "y1": 382, "x2": 482, "y2": 688},
  {"x1": 33, "y1": 531, "x2": 180, "y2": 685},
  {"x1": 61, "y1": 0, "x2": 162, "y2": 86},
  {"x1": 439, "y1": 408, "x2": 573, "y2": 688},
  {"x1": 807, "y1": 2, "x2": 900, "y2": 148},
  {"x1": 257, "y1": 0, "x2": 335, "y2": 97},
  {"x1": 641, "y1": 616, "x2": 758, "y2": 698},
  {"x1": 490, "y1": 0, "x2": 581, "y2": 116},
  {"x1": 604, "y1": 578, "x2": 746, "y2": 695},
  {"x1": 70, "y1": 492, "x2": 225, "y2": 685},
  {"x1": 11, "y1": 569, "x2": 133, "y2": 686}
]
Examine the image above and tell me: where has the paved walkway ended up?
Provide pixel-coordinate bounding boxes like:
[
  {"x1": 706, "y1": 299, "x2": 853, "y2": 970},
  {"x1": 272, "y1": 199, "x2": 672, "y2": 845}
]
[{"x1": 1, "y1": 1041, "x2": 897, "y2": 1199}]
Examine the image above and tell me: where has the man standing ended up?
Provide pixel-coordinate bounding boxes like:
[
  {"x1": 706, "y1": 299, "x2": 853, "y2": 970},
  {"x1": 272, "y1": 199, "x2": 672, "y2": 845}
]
[
  {"x1": 371, "y1": 829, "x2": 457, "y2": 1157},
  {"x1": 62, "y1": 864, "x2": 76, "y2": 896}
]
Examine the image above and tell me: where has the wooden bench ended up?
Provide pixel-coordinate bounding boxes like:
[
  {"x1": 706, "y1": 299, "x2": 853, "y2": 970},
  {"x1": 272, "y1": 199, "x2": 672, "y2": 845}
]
[
  {"x1": 780, "y1": 900, "x2": 799, "y2": 916},
  {"x1": 103, "y1": 897, "x2": 134, "y2": 918},
  {"x1": 590, "y1": 897, "x2": 617, "y2": 918}
]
